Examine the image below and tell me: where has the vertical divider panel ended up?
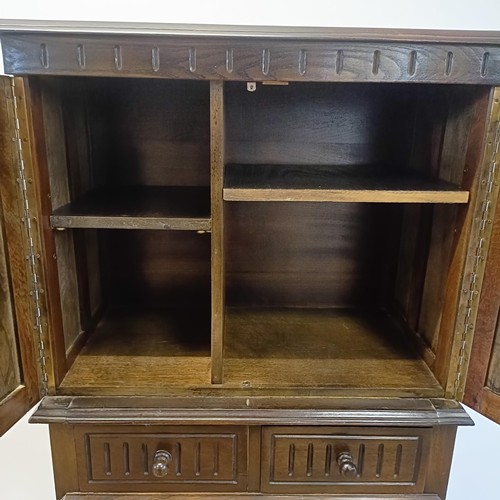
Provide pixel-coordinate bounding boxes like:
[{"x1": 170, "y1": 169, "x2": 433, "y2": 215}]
[{"x1": 210, "y1": 80, "x2": 225, "y2": 384}]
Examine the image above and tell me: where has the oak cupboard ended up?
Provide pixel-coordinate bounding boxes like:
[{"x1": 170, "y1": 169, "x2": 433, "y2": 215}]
[{"x1": 1, "y1": 21, "x2": 500, "y2": 499}]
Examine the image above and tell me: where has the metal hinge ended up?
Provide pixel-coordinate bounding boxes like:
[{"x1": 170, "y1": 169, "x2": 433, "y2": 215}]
[
  {"x1": 9, "y1": 79, "x2": 49, "y2": 396},
  {"x1": 453, "y1": 113, "x2": 500, "y2": 397}
]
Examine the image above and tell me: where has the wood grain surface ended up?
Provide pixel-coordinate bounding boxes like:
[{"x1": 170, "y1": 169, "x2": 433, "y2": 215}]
[
  {"x1": 59, "y1": 306, "x2": 211, "y2": 393},
  {"x1": 223, "y1": 307, "x2": 443, "y2": 396},
  {"x1": 210, "y1": 81, "x2": 225, "y2": 384},
  {"x1": 3, "y1": 33, "x2": 500, "y2": 84},
  {"x1": 0, "y1": 207, "x2": 20, "y2": 400},
  {"x1": 85, "y1": 78, "x2": 210, "y2": 188},
  {"x1": 225, "y1": 202, "x2": 397, "y2": 308},
  {"x1": 58, "y1": 306, "x2": 442, "y2": 397}
]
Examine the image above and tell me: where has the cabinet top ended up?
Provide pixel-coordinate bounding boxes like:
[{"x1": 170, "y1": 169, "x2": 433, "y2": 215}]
[{"x1": 1, "y1": 19, "x2": 500, "y2": 44}]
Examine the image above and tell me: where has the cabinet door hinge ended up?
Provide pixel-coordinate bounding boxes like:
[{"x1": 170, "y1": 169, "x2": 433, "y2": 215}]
[{"x1": 9, "y1": 78, "x2": 49, "y2": 397}]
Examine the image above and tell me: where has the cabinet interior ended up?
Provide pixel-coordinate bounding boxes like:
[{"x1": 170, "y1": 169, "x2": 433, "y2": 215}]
[{"x1": 33, "y1": 76, "x2": 490, "y2": 396}]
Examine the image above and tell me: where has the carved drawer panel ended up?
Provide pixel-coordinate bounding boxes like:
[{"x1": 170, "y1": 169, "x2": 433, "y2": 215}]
[
  {"x1": 74, "y1": 426, "x2": 247, "y2": 492},
  {"x1": 261, "y1": 427, "x2": 429, "y2": 494}
]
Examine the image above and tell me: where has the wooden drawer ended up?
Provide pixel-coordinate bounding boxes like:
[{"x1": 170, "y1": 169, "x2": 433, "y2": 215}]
[
  {"x1": 261, "y1": 427, "x2": 430, "y2": 494},
  {"x1": 74, "y1": 425, "x2": 247, "y2": 492}
]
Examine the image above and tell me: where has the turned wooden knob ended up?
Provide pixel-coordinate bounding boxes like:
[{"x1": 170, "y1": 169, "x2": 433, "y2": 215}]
[
  {"x1": 337, "y1": 451, "x2": 357, "y2": 477},
  {"x1": 152, "y1": 450, "x2": 172, "y2": 477}
]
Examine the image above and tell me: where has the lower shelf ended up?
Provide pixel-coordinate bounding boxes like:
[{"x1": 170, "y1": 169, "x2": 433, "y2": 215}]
[
  {"x1": 223, "y1": 308, "x2": 442, "y2": 396},
  {"x1": 60, "y1": 307, "x2": 212, "y2": 393},
  {"x1": 60, "y1": 307, "x2": 442, "y2": 398}
]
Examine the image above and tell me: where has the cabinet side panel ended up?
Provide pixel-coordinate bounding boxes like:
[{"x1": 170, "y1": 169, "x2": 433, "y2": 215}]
[
  {"x1": 423, "y1": 425, "x2": 457, "y2": 499},
  {"x1": 50, "y1": 424, "x2": 79, "y2": 500},
  {"x1": 38, "y1": 79, "x2": 82, "y2": 356},
  {"x1": 419, "y1": 88, "x2": 490, "y2": 353},
  {"x1": 61, "y1": 80, "x2": 103, "y2": 340}
]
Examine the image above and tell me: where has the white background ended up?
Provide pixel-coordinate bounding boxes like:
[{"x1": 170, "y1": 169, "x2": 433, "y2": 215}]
[{"x1": 0, "y1": 1, "x2": 500, "y2": 499}]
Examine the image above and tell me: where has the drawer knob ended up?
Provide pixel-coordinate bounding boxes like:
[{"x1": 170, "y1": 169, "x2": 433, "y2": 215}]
[
  {"x1": 337, "y1": 451, "x2": 357, "y2": 477},
  {"x1": 152, "y1": 450, "x2": 172, "y2": 477}
]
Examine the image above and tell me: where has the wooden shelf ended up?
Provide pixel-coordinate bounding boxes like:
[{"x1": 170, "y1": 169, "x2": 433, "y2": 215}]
[
  {"x1": 50, "y1": 186, "x2": 211, "y2": 230},
  {"x1": 223, "y1": 164, "x2": 470, "y2": 203},
  {"x1": 224, "y1": 307, "x2": 443, "y2": 396}
]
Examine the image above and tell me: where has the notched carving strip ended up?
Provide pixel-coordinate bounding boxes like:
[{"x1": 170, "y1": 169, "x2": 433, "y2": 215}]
[
  {"x1": 481, "y1": 52, "x2": 490, "y2": 77},
  {"x1": 114, "y1": 45, "x2": 123, "y2": 71},
  {"x1": 445, "y1": 51, "x2": 454, "y2": 76},
  {"x1": 151, "y1": 46, "x2": 160, "y2": 72},
  {"x1": 336, "y1": 50, "x2": 344, "y2": 75},
  {"x1": 375, "y1": 443, "x2": 384, "y2": 478},
  {"x1": 299, "y1": 49, "x2": 307, "y2": 76},
  {"x1": 142, "y1": 443, "x2": 149, "y2": 475},
  {"x1": 194, "y1": 442, "x2": 201, "y2": 476},
  {"x1": 288, "y1": 443, "x2": 295, "y2": 476},
  {"x1": 176, "y1": 442, "x2": 182, "y2": 476},
  {"x1": 306, "y1": 443, "x2": 314, "y2": 477},
  {"x1": 103, "y1": 442, "x2": 111, "y2": 476},
  {"x1": 394, "y1": 443, "x2": 403, "y2": 477},
  {"x1": 77, "y1": 44, "x2": 86, "y2": 69},
  {"x1": 408, "y1": 50, "x2": 417, "y2": 76},
  {"x1": 372, "y1": 50, "x2": 381, "y2": 75},
  {"x1": 40, "y1": 43, "x2": 49, "y2": 69},
  {"x1": 324, "y1": 444, "x2": 332, "y2": 476},
  {"x1": 123, "y1": 442, "x2": 130, "y2": 475},
  {"x1": 225, "y1": 48, "x2": 234, "y2": 73},
  {"x1": 189, "y1": 47, "x2": 197, "y2": 73},
  {"x1": 262, "y1": 48, "x2": 271, "y2": 76},
  {"x1": 357, "y1": 443, "x2": 365, "y2": 477},
  {"x1": 213, "y1": 442, "x2": 220, "y2": 476}
]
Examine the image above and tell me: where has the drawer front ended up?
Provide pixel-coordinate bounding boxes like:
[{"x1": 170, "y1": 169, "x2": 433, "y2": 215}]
[
  {"x1": 262, "y1": 427, "x2": 429, "y2": 494},
  {"x1": 75, "y1": 426, "x2": 247, "y2": 492}
]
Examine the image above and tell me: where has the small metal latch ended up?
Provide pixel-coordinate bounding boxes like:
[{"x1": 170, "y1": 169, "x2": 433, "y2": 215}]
[{"x1": 246, "y1": 82, "x2": 257, "y2": 92}]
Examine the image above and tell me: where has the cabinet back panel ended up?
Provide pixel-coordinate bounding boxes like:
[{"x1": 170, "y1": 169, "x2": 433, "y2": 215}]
[
  {"x1": 86, "y1": 78, "x2": 210, "y2": 187},
  {"x1": 225, "y1": 202, "x2": 400, "y2": 308},
  {"x1": 225, "y1": 82, "x2": 415, "y2": 167},
  {"x1": 100, "y1": 230, "x2": 211, "y2": 307}
]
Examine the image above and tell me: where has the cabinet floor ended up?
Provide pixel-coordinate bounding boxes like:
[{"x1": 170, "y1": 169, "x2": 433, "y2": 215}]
[{"x1": 59, "y1": 307, "x2": 443, "y2": 397}]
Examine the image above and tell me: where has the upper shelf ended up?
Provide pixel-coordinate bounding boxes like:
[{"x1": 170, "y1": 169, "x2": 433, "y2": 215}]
[
  {"x1": 50, "y1": 186, "x2": 211, "y2": 230},
  {"x1": 223, "y1": 164, "x2": 470, "y2": 203}
]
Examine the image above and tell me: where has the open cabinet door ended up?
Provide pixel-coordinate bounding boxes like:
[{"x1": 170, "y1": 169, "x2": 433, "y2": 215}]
[
  {"x1": 464, "y1": 189, "x2": 500, "y2": 423},
  {"x1": 463, "y1": 88, "x2": 500, "y2": 423},
  {"x1": 0, "y1": 75, "x2": 41, "y2": 436}
]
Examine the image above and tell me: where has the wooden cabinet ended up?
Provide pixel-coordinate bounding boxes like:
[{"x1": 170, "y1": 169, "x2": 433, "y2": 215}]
[{"x1": 1, "y1": 22, "x2": 500, "y2": 499}]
